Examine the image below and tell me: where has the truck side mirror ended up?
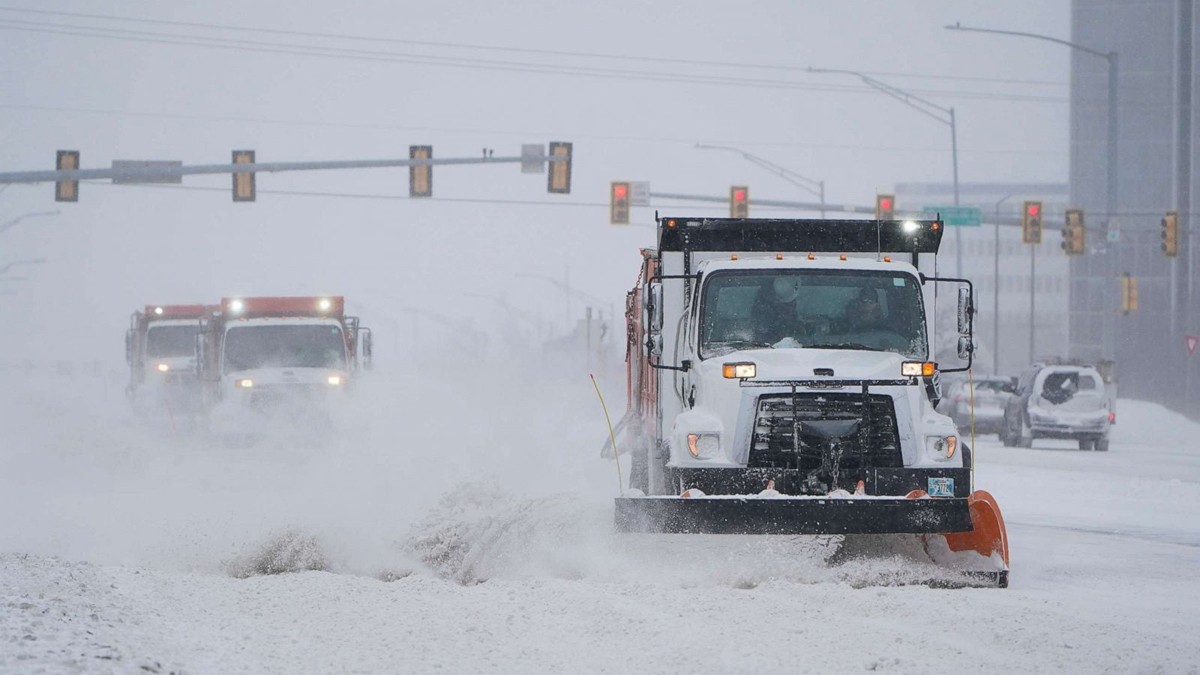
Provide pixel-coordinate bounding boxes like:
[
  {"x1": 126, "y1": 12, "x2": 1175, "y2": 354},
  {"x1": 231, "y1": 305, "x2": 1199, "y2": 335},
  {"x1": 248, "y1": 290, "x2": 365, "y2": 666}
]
[
  {"x1": 361, "y1": 328, "x2": 374, "y2": 370},
  {"x1": 957, "y1": 287, "x2": 972, "y2": 335},
  {"x1": 957, "y1": 336, "x2": 973, "y2": 360},
  {"x1": 647, "y1": 282, "x2": 663, "y2": 333}
]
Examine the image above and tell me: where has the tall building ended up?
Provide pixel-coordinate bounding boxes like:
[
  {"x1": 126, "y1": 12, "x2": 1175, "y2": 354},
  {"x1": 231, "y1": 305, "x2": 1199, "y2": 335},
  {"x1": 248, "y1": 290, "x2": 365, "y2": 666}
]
[{"x1": 1071, "y1": 0, "x2": 1198, "y2": 416}]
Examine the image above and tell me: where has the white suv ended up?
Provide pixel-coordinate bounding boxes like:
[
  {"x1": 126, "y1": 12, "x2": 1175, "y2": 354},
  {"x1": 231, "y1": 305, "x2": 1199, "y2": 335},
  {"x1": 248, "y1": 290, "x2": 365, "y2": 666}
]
[{"x1": 1000, "y1": 363, "x2": 1112, "y2": 451}]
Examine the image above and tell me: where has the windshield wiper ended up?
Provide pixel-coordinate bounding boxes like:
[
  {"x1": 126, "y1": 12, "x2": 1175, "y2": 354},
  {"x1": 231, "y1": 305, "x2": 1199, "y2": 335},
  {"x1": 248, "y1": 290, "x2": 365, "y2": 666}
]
[
  {"x1": 709, "y1": 339, "x2": 773, "y2": 349},
  {"x1": 803, "y1": 342, "x2": 876, "y2": 351}
]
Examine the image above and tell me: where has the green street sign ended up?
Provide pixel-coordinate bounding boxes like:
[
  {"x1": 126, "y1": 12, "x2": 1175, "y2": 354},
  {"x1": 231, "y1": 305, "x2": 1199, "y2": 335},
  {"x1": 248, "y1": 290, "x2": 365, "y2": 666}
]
[{"x1": 922, "y1": 205, "x2": 982, "y2": 227}]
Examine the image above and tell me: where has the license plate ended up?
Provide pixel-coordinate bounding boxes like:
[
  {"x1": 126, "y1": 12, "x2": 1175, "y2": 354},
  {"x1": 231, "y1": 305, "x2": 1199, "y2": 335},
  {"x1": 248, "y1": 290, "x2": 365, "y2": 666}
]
[{"x1": 927, "y1": 477, "x2": 955, "y2": 497}]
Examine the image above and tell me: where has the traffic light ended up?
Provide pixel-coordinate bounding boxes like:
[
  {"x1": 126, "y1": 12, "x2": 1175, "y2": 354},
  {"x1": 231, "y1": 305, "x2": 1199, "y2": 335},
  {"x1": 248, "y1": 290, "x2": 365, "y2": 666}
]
[
  {"x1": 547, "y1": 141, "x2": 572, "y2": 194},
  {"x1": 1161, "y1": 210, "x2": 1179, "y2": 257},
  {"x1": 610, "y1": 181, "x2": 630, "y2": 224},
  {"x1": 1062, "y1": 209, "x2": 1086, "y2": 255},
  {"x1": 1120, "y1": 274, "x2": 1139, "y2": 314},
  {"x1": 232, "y1": 150, "x2": 255, "y2": 202},
  {"x1": 730, "y1": 186, "x2": 749, "y2": 218},
  {"x1": 409, "y1": 145, "x2": 432, "y2": 198},
  {"x1": 875, "y1": 194, "x2": 895, "y2": 220},
  {"x1": 55, "y1": 150, "x2": 80, "y2": 202},
  {"x1": 1022, "y1": 200, "x2": 1043, "y2": 244}
]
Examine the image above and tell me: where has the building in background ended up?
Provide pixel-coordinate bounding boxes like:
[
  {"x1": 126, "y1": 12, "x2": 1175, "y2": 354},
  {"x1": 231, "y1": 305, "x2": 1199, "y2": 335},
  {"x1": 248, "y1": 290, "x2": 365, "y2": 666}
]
[{"x1": 1071, "y1": 0, "x2": 1198, "y2": 416}]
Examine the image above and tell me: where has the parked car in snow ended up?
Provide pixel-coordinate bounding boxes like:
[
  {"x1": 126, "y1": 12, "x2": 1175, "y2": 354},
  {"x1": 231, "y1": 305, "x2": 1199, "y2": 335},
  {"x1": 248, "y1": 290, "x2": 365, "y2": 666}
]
[
  {"x1": 938, "y1": 375, "x2": 1017, "y2": 435},
  {"x1": 999, "y1": 363, "x2": 1112, "y2": 451}
]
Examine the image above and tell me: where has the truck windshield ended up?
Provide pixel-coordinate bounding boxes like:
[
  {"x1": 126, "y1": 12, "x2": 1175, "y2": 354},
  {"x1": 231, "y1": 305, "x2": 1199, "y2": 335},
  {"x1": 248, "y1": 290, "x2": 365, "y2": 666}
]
[
  {"x1": 223, "y1": 324, "x2": 347, "y2": 373},
  {"x1": 699, "y1": 270, "x2": 928, "y2": 360},
  {"x1": 146, "y1": 325, "x2": 199, "y2": 358}
]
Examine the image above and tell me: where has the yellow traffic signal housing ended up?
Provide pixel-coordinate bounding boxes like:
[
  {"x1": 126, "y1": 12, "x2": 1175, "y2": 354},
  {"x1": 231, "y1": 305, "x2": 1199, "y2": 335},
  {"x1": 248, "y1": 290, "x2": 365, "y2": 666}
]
[
  {"x1": 875, "y1": 194, "x2": 895, "y2": 220},
  {"x1": 1161, "y1": 211, "x2": 1179, "y2": 257},
  {"x1": 1120, "y1": 274, "x2": 1139, "y2": 314},
  {"x1": 409, "y1": 145, "x2": 432, "y2": 198},
  {"x1": 1022, "y1": 200, "x2": 1043, "y2": 244},
  {"x1": 730, "y1": 186, "x2": 749, "y2": 218},
  {"x1": 1062, "y1": 209, "x2": 1086, "y2": 255},
  {"x1": 232, "y1": 150, "x2": 255, "y2": 202},
  {"x1": 547, "y1": 142, "x2": 572, "y2": 194},
  {"x1": 610, "y1": 181, "x2": 630, "y2": 224},
  {"x1": 55, "y1": 150, "x2": 80, "y2": 202}
]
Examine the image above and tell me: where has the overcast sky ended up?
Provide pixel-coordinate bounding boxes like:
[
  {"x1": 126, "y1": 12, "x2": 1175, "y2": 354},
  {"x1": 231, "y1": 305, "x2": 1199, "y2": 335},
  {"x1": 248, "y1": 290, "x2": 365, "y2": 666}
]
[{"x1": 0, "y1": 0, "x2": 1070, "y2": 363}]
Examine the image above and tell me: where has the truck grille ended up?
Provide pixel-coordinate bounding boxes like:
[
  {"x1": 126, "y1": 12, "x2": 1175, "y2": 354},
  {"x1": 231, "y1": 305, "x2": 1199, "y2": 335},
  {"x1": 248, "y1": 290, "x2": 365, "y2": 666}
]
[{"x1": 749, "y1": 393, "x2": 902, "y2": 471}]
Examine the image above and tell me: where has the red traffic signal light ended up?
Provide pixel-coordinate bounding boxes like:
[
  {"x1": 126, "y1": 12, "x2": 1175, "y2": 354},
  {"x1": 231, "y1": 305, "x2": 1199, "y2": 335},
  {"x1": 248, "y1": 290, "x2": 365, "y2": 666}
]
[
  {"x1": 730, "y1": 185, "x2": 749, "y2": 218},
  {"x1": 875, "y1": 194, "x2": 895, "y2": 220},
  {"x1": 1022, "y1": 200, "x2": 1043, "y2": 244},
  {"x1": 610, "y1": 181, "x2": 630, "y2": 224}
]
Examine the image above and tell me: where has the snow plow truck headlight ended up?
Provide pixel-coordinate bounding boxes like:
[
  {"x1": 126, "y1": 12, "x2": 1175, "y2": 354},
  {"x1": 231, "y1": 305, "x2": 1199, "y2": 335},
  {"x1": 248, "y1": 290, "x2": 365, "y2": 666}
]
[
  {"x1": 236, "y1": 378, "x2": 254, "y2": 388},
  {"x1": 722, "y1": 362, "x2": 756, "y2": 379},
  {"x1": 687, "y1": 433, "x2": 720, "y2": 459},
  {"x1": 326, "y1": 375, "x2": 344, "y2": 386},
  {"x1": 902, "y1": 361, "x2": 936, "y2": 377},
  {"x1": 926, "y1": 435, "x2": 957, "y2": 460},
  {"x1": 156, "y1": 363, "x2": 170, "y2": 373}
]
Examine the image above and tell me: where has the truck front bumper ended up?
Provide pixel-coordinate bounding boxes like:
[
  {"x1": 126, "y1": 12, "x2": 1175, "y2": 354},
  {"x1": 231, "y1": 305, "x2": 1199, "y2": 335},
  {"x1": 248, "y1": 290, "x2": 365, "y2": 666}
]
[{"x1": 614, "y1": 494, "x2": 972, "y2": 535}]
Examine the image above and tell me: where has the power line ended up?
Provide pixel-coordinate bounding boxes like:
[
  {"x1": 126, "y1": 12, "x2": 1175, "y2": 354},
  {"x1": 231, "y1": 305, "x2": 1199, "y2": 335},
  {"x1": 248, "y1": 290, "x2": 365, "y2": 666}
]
[
  {"x1": 0, "y1": 5, "x2": 1070, "y2": 88},
  {"x1": 0, "y1": 103, "x2": 1069, "y2": 157},
  {"x1": 0, "y1": 19, "x2": 1069, "y2": 104}
]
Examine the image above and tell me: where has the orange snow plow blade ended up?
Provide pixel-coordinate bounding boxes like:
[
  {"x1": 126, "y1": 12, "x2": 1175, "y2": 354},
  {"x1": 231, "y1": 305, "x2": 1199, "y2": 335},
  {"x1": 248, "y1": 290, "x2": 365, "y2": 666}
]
[{"x1": 944, "y1": 490, "x2": 1009, "y2": 567}]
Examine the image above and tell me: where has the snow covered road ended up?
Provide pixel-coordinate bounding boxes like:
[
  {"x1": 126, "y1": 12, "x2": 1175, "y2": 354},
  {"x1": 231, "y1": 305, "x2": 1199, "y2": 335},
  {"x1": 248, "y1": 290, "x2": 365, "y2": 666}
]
[{"x1": 2, "y1": 369, "x2": 1198, "y2": 673}]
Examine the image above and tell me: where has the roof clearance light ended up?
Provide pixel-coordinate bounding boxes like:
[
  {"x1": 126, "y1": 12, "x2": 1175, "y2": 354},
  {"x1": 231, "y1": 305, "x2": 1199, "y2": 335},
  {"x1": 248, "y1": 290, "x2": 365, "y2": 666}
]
[
  {"x1": 154, "y1": 306, "x2": 164, "y2": 315},
  {"x1": 319, "y1": 298, "x2": 332, "y2": 311},
  {"x1": 327, "y1": 375, "x2": 343, "y2": 386},
  {"x1": 932, "y1": 222, "x2": 942, "y2": 231},
  {"x1": 722, "y1": 362, "x2": 756, "y2": 379},
  {"x1": 883, "y1": 256, "x2": 892, "y2": 263},
  {"x1": 807, "y1": 253, "x2": 816, "y2": 260},
  {"x1": 666, "y1": 219, "x2": 677, "y2": 229},
  {"x1": 840, "y1": 254, "x2": 848, "y2": 261},
  {"x1": 903, "y1": 220, "x2": 920, "y2": 233},
  {"x1": 776, "y1": 253, "x2": 783, "y2": 260},
  {"x1": 230, "y1": 299, "x2": 245, "y2": 313},
  {"x1": 730, "y1": 254, "x2": 738, "y2": 260},
  {"x1": 156, "y1": 363, "x2": 170, "y2": 372},
  {"x1": 236, "y1": 378, "x2": 254, "y2": 388}
]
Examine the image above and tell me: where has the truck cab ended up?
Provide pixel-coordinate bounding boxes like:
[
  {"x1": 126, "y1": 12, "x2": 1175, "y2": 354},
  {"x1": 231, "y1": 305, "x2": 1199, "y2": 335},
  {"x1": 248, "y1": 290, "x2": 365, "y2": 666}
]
[
  {"x1": 623, "y1": 217, "x2": 978, "y2": 504},
  {"x1": 198, "y1": 296, "x2": 372, "y2": 416},
  {"x1": 126, "y1": 304, "x2": 213, "y2": 413}
]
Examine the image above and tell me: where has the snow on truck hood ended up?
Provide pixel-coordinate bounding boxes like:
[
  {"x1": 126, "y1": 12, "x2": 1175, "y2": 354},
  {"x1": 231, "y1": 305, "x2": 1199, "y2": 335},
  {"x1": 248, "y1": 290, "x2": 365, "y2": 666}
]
[{"x1": 701, "y1": 347, "x2": 909, "y2": 381}]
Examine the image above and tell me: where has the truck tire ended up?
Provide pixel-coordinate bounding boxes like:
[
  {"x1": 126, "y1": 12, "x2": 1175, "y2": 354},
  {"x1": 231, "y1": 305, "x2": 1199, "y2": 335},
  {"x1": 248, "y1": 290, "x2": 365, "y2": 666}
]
[
  {"x1": 1078, "y1": 439, "x2": 1094, "y2": 451},
  {"x1": 1095, "y1": 437, "x2": 1110, "y2": 452}
]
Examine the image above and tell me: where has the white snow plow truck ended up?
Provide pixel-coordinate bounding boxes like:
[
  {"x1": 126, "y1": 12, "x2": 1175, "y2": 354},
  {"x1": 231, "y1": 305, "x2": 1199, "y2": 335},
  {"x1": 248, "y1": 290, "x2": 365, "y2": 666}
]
[
  {"x1": 197, "y1": 296, "x2": 372, "y2": 425},
  {"x1": 615, "y1": 216, "x2": 1009, "y2": 587},
  {"x1": 126, "y1": 304, "x2": 214, "y2": 414}
]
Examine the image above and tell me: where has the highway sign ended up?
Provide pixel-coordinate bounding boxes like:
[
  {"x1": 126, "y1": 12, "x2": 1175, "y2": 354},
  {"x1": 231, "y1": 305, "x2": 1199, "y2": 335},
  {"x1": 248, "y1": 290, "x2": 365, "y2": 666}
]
[
  {"x1": 922, "y1": 205, "x2": 982, "y2": 227},
  {"x1": 630, "y1": 181, "x2": 651, "y2": 207},
  {"x1": 111, "y1": 160, "x2": 182, "y2": 184}
]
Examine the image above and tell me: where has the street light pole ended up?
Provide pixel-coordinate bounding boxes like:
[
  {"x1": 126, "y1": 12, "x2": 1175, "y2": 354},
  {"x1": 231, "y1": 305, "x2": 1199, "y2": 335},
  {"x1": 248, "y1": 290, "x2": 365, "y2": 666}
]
[
  {"x1": 693, "y1": 144, "x2": 826, "y2": 217},
  {"x1": 807, "y1": 68, "x2": 962, "y2": 276},
  {"x1": 946, "y1": 22, "x2": 1119, "y2": 363}
]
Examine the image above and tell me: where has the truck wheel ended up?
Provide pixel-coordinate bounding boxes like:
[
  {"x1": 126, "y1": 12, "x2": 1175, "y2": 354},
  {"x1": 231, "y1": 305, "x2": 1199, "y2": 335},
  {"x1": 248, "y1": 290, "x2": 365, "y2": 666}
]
[
  {"x1": 1078, "y1": 439, "x2": 1094, "y2": 451},
  {"x1": 1095, "y1": 437, "x2": 1110, "y2": 452},
  {"x1": 999, "y1": 417, "x2": 1013, "y2": 447}
]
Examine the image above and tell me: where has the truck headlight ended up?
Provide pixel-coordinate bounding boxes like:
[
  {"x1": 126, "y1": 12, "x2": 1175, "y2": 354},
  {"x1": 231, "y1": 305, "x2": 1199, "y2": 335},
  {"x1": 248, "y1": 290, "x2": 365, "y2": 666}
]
[
  {"x1": 926, "y1": 435, "x2": 957, "y2": 460},
  {"x1": 902, "y1": 361, "x2": 935, "y2": 377},
  {"x1": 722, "y1": 362, "x2": 756, "y2": 379},
  {"x1": 687, "y1": 433, "x2": 720, "y2": 459},
  {"x1": 156, "y1": 363, "x2": 170, "y2": 373},
  {"x1": 327, "y1": 375, "x2": 344, "y2": 386},
  {"x1": 236, "y1": 378, "x2": 254, "y2": 389}
]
